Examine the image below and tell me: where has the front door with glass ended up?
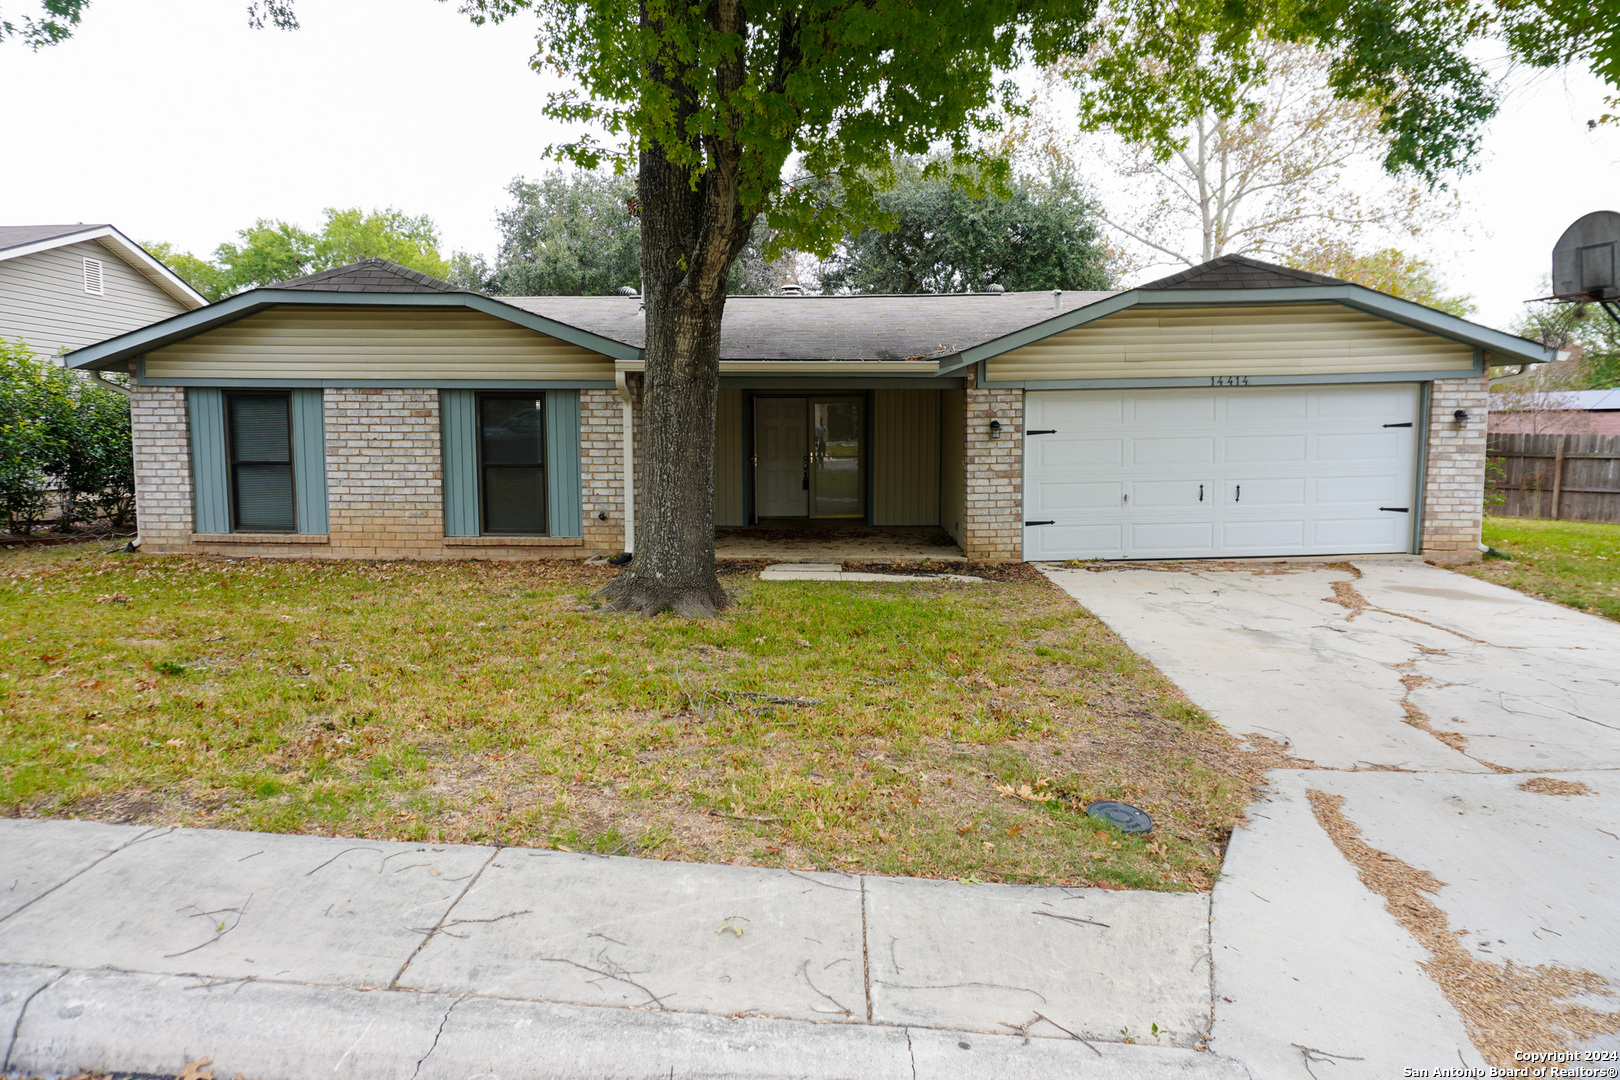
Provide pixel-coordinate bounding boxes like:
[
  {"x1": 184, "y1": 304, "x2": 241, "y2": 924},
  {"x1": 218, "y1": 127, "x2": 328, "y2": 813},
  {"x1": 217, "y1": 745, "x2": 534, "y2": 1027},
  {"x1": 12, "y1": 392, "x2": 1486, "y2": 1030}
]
[{"x1": 754, "y1": 396, "x2": 863, "y2": 519}]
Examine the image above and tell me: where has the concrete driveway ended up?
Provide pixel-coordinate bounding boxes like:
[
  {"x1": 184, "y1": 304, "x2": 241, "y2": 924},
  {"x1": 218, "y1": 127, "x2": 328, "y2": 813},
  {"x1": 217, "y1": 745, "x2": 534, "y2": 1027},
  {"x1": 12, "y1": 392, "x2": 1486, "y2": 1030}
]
[{"x1": 1044, "y1": 559, "x2": 1620, "y2": 1077}]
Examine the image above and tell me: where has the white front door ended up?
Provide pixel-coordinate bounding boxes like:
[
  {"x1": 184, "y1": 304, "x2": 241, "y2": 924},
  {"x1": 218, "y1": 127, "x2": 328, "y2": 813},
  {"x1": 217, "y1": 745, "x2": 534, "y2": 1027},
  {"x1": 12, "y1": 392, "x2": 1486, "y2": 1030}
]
[
  {"x1": 1023, "y1": 384, "x2": 1421, "y2": 560},
  {"x1": 756, "y1": 397, "x2": 808, "y2": 517}
]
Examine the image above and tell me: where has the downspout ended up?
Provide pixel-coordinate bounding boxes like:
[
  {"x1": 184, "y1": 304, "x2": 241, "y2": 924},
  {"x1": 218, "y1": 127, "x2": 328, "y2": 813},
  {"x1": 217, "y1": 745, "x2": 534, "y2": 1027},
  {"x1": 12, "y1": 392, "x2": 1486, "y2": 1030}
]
[
  {"x1": 616, "y1": 369, "x2": 635, "y2": 555},
  {"x1": 90, "y1": 370, "x2": 132, "y2": 397}
]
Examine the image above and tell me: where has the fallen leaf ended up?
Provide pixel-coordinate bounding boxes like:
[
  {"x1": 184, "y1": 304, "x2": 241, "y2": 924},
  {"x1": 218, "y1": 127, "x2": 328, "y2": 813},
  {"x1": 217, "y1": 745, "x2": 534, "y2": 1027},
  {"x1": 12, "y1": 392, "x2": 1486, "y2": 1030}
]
[{"x1": 177, "y1": 1059, "x2": 214, "y2": 1080}]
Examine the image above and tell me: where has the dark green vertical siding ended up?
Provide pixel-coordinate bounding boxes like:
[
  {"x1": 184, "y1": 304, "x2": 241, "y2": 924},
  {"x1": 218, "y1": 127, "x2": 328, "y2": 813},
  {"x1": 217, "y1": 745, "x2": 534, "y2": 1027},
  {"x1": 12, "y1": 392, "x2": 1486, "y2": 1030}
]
[
  {"x1": 440, "y1": 389, "x2": 480, "y2": 537},
  {"x1": 545, "y1": 390, "x2": 583, "y2": 538},
  {"x1": 187, "y1": 388, "x2": 230, "y2": 534}
]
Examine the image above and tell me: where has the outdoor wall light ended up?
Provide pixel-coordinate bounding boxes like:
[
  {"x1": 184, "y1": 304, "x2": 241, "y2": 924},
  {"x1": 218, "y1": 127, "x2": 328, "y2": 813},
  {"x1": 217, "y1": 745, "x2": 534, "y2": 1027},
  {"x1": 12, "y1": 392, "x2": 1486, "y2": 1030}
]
[
  {"x1": 1453, "y1": 409, "x2": 1471, "y2": 425},
  {"x1": 989, "y1": 419, "x2": 1002, "y2": 440}
]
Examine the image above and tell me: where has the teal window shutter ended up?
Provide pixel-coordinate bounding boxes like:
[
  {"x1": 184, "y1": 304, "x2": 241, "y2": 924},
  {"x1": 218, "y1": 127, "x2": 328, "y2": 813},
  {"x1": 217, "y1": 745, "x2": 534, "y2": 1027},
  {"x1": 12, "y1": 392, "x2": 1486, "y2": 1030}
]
[
  {"x1": 289, "y1": 389, "x2": 328, "y2": 534},
  {"x1": 187, "y1": 388, "x2": 230, "y2": 534},
  {"x1": 545, "y1": 390, "x2": 583, "y2": 538},
  {"x1": 440, "y1": 389, "x2": 479, "y2": 537}
]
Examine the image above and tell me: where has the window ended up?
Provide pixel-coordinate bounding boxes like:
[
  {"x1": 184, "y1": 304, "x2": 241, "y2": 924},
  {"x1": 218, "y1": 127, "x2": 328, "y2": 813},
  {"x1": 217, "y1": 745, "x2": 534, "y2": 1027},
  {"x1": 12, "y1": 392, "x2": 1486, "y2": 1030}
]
[
  {"x1": 83, "y1": 257, "x2": 104, "y2": 295},
  {"x1": 478, "y1": 394, "x2": 547, "y2": 534},
  {"x1": 226, "y1": 392, "x2": 296, "y2": 532}
]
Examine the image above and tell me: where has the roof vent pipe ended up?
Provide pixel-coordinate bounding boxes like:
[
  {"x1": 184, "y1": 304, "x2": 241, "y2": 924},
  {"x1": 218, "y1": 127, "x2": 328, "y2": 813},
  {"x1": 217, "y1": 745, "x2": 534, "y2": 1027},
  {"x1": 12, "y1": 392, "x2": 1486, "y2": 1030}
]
[
  {"x1": 986, "y1": 283, "x2": 1005, "y2": 293},
  {"x1": 1053, "y1": 289, "x2": 1062, "y2": 310},
  {"x1": 779, "y1": 282, "x2": 804, "y2": 296}
]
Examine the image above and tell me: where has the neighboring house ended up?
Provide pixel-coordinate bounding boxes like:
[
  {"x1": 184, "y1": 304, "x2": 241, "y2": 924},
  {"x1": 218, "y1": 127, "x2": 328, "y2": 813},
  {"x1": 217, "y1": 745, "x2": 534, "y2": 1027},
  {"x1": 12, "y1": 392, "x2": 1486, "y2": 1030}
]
[
  {"x1": 0, "y1": 224, "x2": 207, "y2": 358},
  {"x1": 64, "y1": 254, "x2": 1552, "y2": 563},
  {"x1": 1490, "y1": 389, "x2": 1620, "y2": 435}
]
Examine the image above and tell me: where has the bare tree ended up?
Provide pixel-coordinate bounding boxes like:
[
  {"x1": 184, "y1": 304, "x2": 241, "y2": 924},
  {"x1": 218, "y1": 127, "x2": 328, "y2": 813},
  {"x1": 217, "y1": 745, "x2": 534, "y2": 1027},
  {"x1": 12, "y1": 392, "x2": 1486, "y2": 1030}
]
[{"x1": 1060, "y1": 43, "x2": 1453, "y2": 274}]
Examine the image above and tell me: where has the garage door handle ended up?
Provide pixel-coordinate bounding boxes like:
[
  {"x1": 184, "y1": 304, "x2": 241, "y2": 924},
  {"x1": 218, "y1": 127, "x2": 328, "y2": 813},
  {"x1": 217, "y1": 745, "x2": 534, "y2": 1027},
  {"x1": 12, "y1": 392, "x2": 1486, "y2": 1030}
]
[
  {"x1": 1383, "y1": 422, "x2": 1414, "y2": 428},
  {"x1": 1379, "y1": 506, "x2": 1410, "y2": 513},
  {"x1": 1026, "y1": 429, "x2": 1057, "y2": 436},
  {"x1": 1235, "y1": 485, "x2": 1240, "y2": 503},
  {"x1": 1025, "y1": 520, "x2": 1055, "y2": 526},
  {"x1": 1199, "y1": 484, "x2": 1204, "y2": 502}
]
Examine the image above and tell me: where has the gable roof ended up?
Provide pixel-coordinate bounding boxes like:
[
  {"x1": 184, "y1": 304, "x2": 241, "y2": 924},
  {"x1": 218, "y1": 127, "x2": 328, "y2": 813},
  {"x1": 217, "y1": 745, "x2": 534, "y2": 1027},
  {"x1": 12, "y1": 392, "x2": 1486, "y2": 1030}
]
[
  {"x1": 947, "y1": 254, "x2": 1553, "y2": 370},
  {"x1": 269, "y1": 258, "x2": 466, "y2": 294},
  {"x1": 504, "y1": 290, "x2": 1116, "y2": 361},
  {"x1": 0, "y1": 223, "x2": 208, "y2": 309},
  {"x1": 1138, "y1": 254, "x2": 1348, "y2": 290}
]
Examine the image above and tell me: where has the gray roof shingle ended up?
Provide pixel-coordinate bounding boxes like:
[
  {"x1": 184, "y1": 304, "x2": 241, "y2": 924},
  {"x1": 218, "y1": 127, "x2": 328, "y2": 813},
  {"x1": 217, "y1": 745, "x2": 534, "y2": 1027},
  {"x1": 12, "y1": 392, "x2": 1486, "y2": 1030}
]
[
  {"x1": 269, "y1": 257, "x2": 466, "y2": 294},
  {"x1": 0, "y1": 224, "x2": 110, "y2": 252},
  {"x1": 501, "y1": 290, "x2": 1117, "y2": 361},
  {"x1": 1138, "y1": 254, "x2": 1347, "y2": 291}
]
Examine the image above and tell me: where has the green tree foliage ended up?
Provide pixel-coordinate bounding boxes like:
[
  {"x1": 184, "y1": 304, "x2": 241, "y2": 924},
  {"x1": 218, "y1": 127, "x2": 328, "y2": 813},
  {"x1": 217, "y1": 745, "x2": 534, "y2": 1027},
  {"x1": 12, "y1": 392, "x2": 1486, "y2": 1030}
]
[
  {"x1": 1514, "y1": 297, "x2": 1620, "y2": 389},
  {"x1": 818, "y1": 157, "x2": 1113, "y2": 294},
  {"x1": 147, "y1": 208, "x2": 452, "y2": 302},
  {"x1": 1290, "y1": 242, "x2": 1475, "y2": 317},
  {"x1": 0, "y1": 339, "x2": 134, "y2": 535},
  {"x1": 456, "y1": 170, "x2": 800, "y2": 296}
]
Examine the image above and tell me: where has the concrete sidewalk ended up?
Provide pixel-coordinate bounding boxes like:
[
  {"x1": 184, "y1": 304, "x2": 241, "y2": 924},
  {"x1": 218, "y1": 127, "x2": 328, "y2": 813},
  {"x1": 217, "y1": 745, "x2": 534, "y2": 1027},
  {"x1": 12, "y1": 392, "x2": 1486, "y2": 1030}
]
[{"x1": 0, "y1": 819, "x2": 1243, "y2": 1079}]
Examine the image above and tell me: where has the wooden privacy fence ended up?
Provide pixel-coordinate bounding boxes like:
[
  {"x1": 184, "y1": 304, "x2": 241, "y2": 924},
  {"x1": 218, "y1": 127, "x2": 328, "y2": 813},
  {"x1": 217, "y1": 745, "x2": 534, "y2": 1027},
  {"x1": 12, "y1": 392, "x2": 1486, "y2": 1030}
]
[{"x1": 1487, "y1": 433, "x2": 1620, "y2": 523}]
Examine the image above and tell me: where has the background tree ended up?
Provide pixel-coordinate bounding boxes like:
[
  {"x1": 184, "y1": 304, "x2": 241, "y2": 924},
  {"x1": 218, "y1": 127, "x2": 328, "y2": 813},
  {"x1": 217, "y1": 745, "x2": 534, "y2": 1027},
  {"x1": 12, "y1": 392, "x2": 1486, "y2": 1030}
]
[
  {"x1": 1289, "y1": 241, "x2": 1475, "y2": 316},
  {"x1": 456, "y1": 169, "x2": 803, "y2": 296},
  {"x1": 817, "y1": 155, "x2": 1114, "y2": 294},
  {"x1": 148, "y1": 207, "x2": 453, "y2": 301},
  {"x1": 1511, "y1": 291, "x2": 1620, "y2": 390},
  {"x1": 21, "y1": 0, "x2": 1618, "y2": 615},
  {"x1": 1061, "y1": 42, "x2": 1457, "y2": 275}
]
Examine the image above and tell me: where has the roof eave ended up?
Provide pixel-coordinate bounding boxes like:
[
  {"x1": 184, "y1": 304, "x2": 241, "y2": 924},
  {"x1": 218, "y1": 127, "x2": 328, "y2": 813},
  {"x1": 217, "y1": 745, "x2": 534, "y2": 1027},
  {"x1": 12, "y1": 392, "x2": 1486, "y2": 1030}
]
[
  {"x1": 942, "y1": 284, "x2": 1556, "y2": 372},
  {"x1": 64, "y1": 289, "x2": 643, "y2": 371}
]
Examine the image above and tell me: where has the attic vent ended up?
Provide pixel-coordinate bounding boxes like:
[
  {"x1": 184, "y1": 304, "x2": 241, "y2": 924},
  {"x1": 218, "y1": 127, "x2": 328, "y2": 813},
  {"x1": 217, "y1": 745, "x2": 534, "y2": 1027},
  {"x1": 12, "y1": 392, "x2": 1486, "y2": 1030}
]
[
  {"x1": 83, "y1": 258, "x2": 105, "y2": 295},
  {"x1": 779, "y1": 282, "x2": 804, "y2": 296}
]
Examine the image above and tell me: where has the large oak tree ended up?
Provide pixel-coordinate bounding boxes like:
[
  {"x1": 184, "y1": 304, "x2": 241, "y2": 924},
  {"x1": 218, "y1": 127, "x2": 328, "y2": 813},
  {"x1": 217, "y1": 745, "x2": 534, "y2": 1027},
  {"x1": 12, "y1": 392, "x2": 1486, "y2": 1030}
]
[{"x1": 13, "y1": 0, "x2": 1618, "y2": 616}]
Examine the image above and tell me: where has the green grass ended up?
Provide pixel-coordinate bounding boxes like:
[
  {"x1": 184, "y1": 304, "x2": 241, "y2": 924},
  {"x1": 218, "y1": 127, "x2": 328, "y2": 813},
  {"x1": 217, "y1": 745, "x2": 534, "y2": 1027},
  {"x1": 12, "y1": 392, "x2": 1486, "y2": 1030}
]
[
  {"x1": 1462, "y1": 516, "x2": 1620, "y2": 621},
  {"x1": 0, "y1": 545, "x2": 1259, "y2": 890}
]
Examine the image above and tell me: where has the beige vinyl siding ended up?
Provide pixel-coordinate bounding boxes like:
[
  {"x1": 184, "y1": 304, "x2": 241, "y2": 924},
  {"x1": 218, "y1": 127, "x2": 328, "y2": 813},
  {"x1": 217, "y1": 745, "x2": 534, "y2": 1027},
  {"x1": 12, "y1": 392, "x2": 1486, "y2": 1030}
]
[
  {"x1": 987, "y1": 302, "x2": 1476, "y2": 382},
  {"x1": 870, "y1": 389, "x2": 940, "y2": 527},
  {"x1": 0, "y1": 240, "x2": 192, "y2": 358},
  {"x1": 142, "y1": 306, "x2": 615, "y2": 382},
  {"x1": 715, "y1": 389, "x2": 746, "y2": 526},
  {"x1": 939, "y1": 389, "x2": 965, "y2": 542}
]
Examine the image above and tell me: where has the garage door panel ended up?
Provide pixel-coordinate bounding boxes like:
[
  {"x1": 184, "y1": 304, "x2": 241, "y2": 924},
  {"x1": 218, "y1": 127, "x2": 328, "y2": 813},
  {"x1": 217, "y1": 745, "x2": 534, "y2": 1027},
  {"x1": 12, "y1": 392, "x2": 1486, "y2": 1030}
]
[
  {"x1": 1229, "y1": 477, "x2": 1307, "y2": 506},
  {"x1": 1128, "y1": 521, "x2": 1216, "y2": 553},
  {"x1": 1024, "y1": 385, "x2": 1419, "y2": 561},
  {"x1": 1039, "y1": 480, "x2": 1122, "y2": 511},
  {"x1": 1316, "y1": 431, "x2": 1403, "y2": 461},
  {"x1": 1038, "y1": 439, "x2": 1124, "y2": 467},
  {"x1": 1221, "y1": 520, "x2": 1307, "y2": 549},
  {"x1": 1224, "y1": 434, "x2": 1308, "y2": 464},
  {"x1": 1130, "y1": 479, "x2": 1208, "y2": 508},
  {"x1": 1133, "y1": 437, "x2": 1216, "y2": 465}
]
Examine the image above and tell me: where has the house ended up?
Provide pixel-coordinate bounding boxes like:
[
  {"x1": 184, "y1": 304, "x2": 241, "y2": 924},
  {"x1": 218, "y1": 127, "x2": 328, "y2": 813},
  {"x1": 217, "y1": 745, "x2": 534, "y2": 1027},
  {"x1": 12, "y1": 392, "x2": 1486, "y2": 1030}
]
[
  {"x1": 0, "y1": 224, "x2": 207, "y2": 358},
  {"x1": 1489, "y1": 388, "x2": 1620, "y2": 435},
  {"x1": 63, "y1": 254, "x2": 1552, "y2": 563}
]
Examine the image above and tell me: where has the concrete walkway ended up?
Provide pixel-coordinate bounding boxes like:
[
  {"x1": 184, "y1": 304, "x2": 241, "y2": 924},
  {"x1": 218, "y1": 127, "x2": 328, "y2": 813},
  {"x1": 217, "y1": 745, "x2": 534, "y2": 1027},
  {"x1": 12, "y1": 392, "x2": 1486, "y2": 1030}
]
[
  {"x1": 1043, "y1": 560, "x2": 1620, "y2": 1077},
  {"x1": 0, "y1": 820, "x2": 1240, "y2": 1079}
]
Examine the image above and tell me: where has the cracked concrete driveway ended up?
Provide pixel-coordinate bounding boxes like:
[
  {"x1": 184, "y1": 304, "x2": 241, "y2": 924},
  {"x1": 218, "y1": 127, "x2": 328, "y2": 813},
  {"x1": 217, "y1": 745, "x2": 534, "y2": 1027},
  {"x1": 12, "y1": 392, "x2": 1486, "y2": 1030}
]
[{"x1": 1044, "y1": 559, "x2": 1620, "y2": 1077}]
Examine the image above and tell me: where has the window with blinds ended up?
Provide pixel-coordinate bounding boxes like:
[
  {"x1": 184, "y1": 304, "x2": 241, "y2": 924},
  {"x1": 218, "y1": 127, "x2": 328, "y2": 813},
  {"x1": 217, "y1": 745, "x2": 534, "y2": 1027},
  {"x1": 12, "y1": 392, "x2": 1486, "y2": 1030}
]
[
  {"x1": 478, "y1": 394, "x2": 547, "y2": 534},
  {"x1": 226, "y1": 392, "x2": 296, "y2": 532}
]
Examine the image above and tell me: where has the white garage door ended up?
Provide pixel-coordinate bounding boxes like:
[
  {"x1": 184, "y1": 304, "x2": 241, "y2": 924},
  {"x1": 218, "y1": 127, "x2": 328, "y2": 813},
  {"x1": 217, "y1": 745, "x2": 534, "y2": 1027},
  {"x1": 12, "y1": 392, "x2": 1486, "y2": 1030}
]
[{"x1": 1023, "y1": 384, "x2": 1420, "y2": 560}]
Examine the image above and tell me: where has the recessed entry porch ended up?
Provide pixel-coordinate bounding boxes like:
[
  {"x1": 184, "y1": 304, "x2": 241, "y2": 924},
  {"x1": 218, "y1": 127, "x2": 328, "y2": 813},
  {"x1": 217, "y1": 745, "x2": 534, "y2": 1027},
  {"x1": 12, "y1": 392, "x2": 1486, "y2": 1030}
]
[{"x1": 712, "y1": 387, "x2": 966, "y2": 559}]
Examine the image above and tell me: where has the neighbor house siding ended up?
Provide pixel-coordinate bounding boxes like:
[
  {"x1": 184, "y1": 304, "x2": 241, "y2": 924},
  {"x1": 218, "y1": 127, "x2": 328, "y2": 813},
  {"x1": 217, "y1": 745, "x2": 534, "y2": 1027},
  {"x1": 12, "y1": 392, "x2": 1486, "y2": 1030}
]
[
  {"x1": 939, "y1": 388, "x2": 966, "y2": 543},
  {"x1": 715, "y1": 388, "x2": 746, "y2": 527},
  {"x1": 0, "y1": 240, "x2": 191, "y2": 358},
  {"x1": 141, "y1": 306, "x2": 616, "y2": 383},
  {"x1": 987, "y1": 303, "x2": 1477, "y2": 382},
  {"x1": 870, "y1": 389, "x2": 941, "y2": 526}
]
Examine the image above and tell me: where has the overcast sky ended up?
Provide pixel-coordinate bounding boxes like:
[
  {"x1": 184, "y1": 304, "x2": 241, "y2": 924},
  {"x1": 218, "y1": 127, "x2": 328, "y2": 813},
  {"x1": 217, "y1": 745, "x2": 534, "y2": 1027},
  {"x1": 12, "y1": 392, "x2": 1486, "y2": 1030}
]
[{"x1": 2, "y1": 0, "x2": 1615, "y2": 331}]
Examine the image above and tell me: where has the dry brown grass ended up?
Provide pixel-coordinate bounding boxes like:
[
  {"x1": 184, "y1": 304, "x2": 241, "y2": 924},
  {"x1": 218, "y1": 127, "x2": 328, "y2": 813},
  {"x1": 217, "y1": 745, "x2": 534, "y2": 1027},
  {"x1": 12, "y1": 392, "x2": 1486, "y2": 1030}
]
[
  {"x1": 1307, "y1": 789, "x2": 1620, "y2": 1063},
  {"x1": 1517, "y1": 777, "x2": 1594, "y2": 797}
]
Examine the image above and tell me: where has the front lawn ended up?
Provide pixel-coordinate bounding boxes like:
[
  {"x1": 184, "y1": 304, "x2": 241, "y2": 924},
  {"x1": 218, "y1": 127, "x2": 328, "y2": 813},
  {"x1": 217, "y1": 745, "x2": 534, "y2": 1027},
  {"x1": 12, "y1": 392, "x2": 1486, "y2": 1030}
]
[
  {"x1": 0, "y1": 546, "x2": 1261, "y2": 890},
  {"x1": 1462, "y1": 516, "x2": 1620, "y2": 622}
]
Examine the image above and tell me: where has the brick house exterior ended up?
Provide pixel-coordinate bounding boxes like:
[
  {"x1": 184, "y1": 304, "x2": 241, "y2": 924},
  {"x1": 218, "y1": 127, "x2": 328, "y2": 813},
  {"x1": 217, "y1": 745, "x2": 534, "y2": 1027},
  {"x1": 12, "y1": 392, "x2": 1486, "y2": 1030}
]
[{"x1": 77, "y1": 256, "x2": 1541, "y2": 565}]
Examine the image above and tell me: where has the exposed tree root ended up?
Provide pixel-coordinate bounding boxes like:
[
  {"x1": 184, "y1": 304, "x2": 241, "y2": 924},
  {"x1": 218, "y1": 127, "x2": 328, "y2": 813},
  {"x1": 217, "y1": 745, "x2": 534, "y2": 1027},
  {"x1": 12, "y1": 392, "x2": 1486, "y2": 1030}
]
[
  {"x1": 594, "y1": 571, "x2": 730, "y2": 618},
  {"x1": 1307, "y1": 789, "x2": 1620, "y2": 1064}
]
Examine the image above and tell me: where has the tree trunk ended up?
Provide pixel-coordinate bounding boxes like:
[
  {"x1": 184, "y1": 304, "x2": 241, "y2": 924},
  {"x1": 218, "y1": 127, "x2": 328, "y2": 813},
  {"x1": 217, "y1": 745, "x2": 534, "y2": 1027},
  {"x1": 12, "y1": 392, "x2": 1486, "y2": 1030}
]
[{"x1": 594, "y1": 129, "x2": 752, "y2": 617}]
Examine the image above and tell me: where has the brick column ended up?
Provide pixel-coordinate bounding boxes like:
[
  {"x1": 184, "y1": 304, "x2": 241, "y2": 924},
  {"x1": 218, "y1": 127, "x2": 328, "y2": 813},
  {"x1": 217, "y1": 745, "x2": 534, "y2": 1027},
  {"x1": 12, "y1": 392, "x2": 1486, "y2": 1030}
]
[
  {"x1": 1420, "y1": 376, "x2": 1489, "y2": 561},
  {"x1": 961, "y1": 369, "x2": 1024, "y2": 560},
  {"x1": 581, "y1": 387, "x2": 627, "y2": 554},
  {"x1": 129, "y1": 384, "x2": 192, "y2": 550}
]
